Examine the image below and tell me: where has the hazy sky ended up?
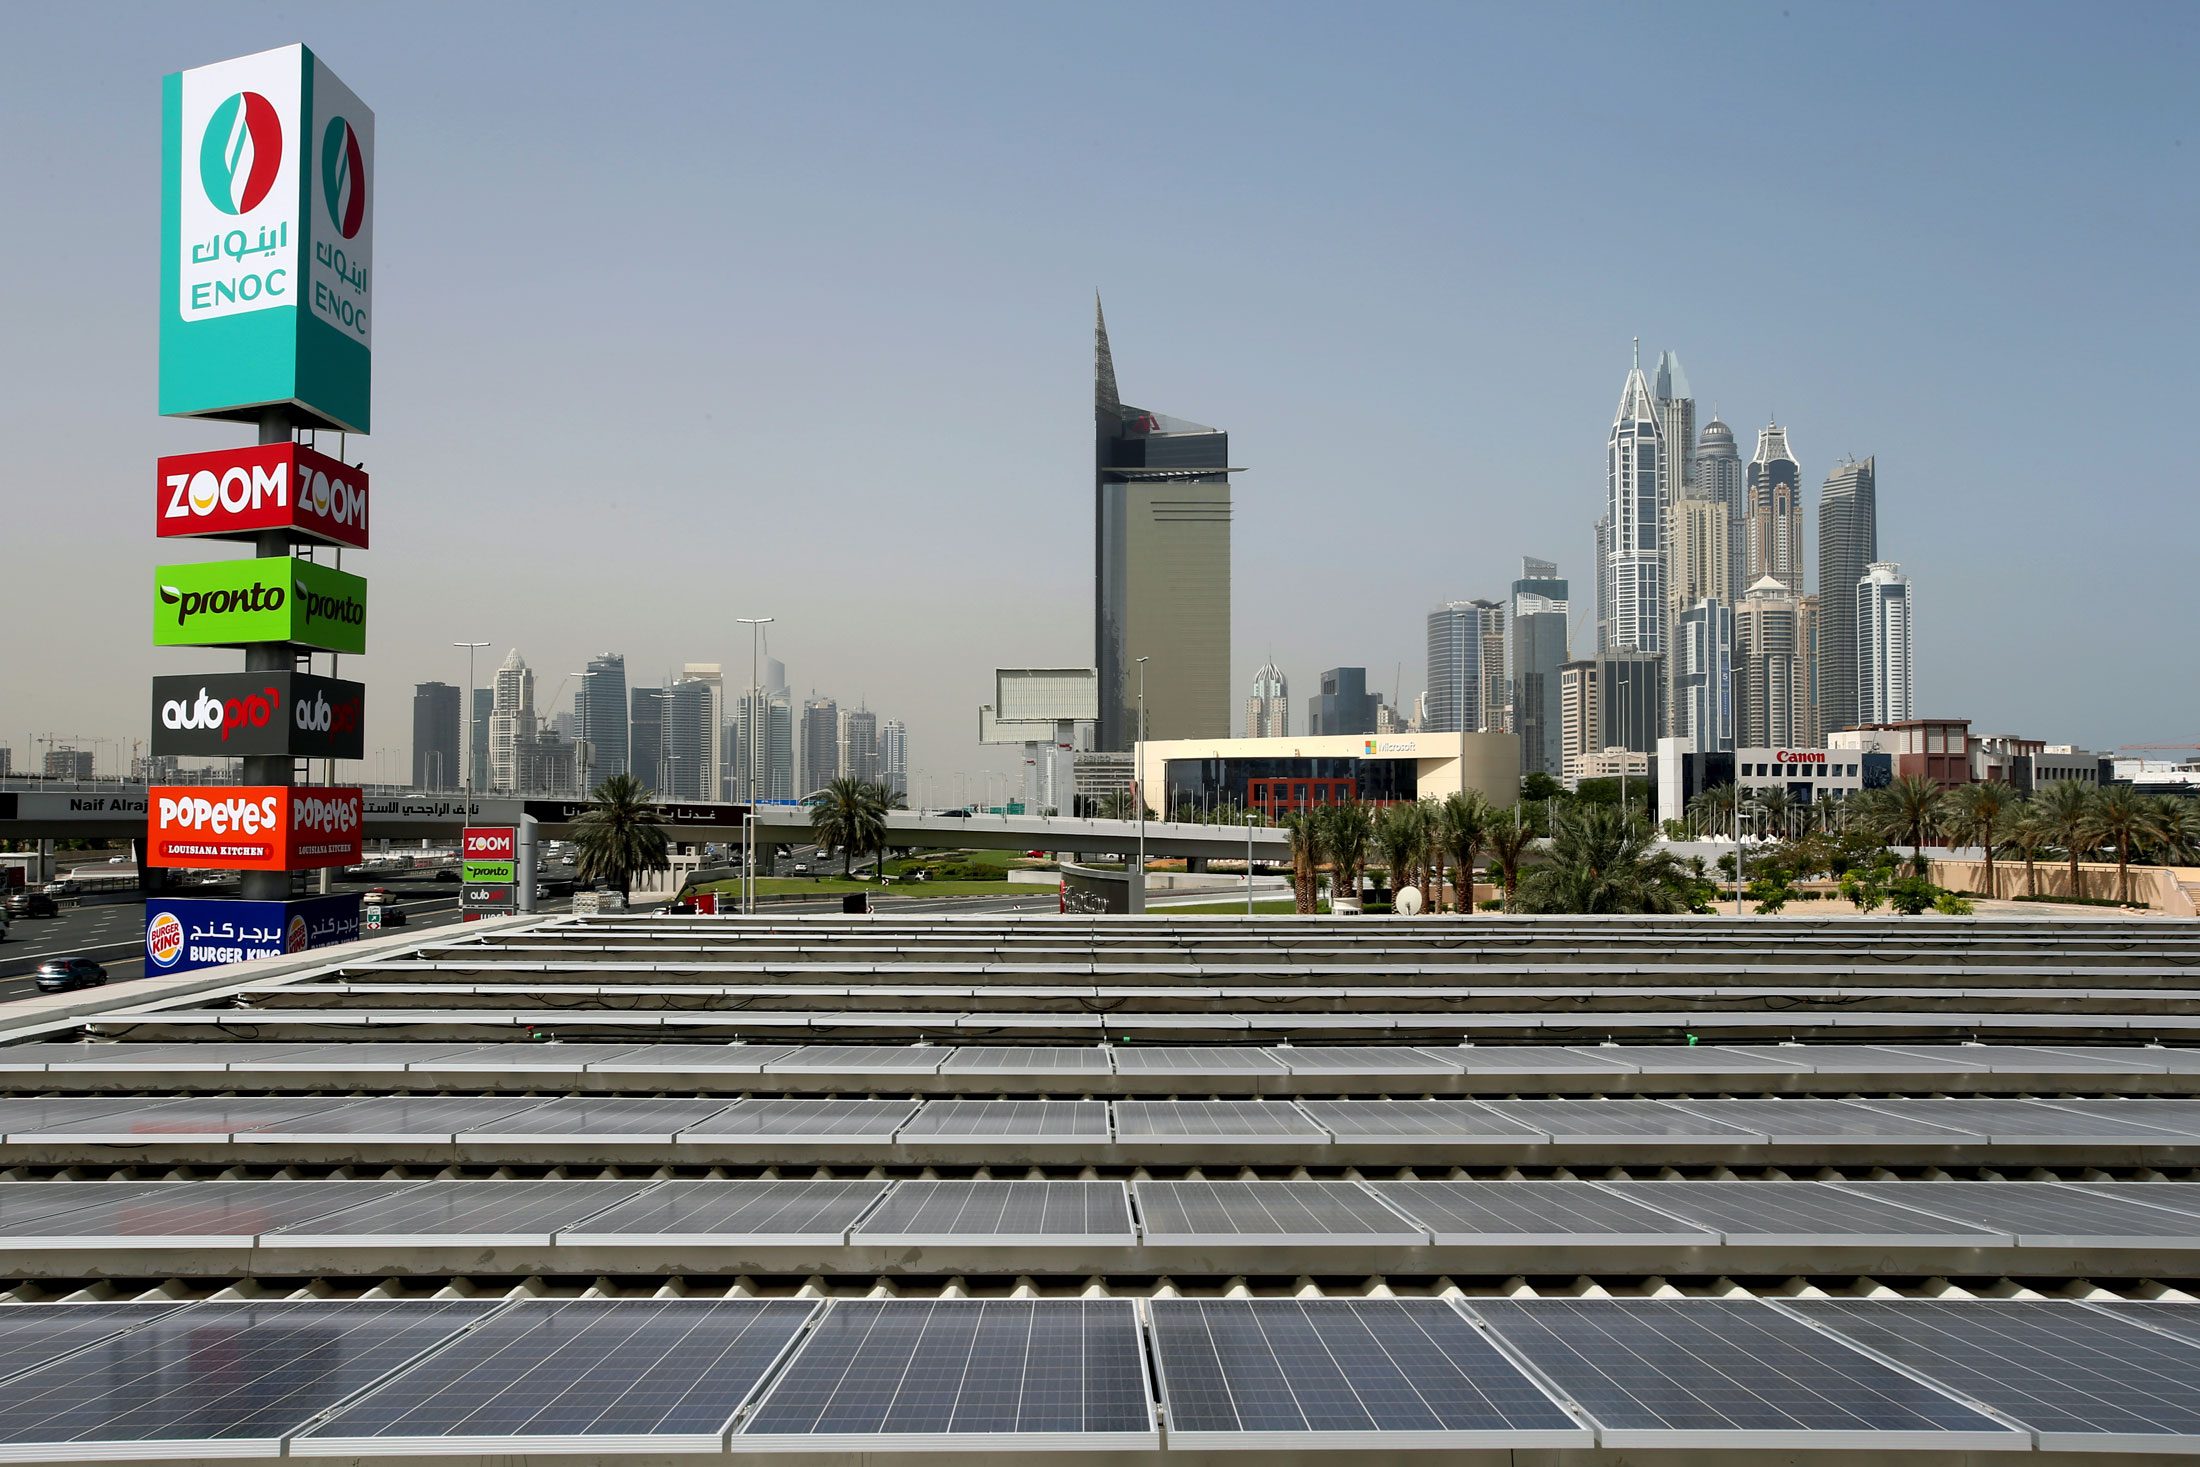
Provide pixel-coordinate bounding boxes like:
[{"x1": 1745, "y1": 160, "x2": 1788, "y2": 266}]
[{"x1": 2, "y1": 2, "x2": 2194, "y2": 787}]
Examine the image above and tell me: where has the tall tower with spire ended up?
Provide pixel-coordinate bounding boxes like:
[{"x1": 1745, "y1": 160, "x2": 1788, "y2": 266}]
[
  {"x1": 1695, "y1": 414, "x2": 1746, "y2": 605},
  {"x1": 1602, "y1": 341, "x2": 1667, "y2": 657},
  {"x1": 1746, "y1": 421, "x2": 1804, "y2": 593},
  {"x1": 1093, "y1": 297, "x2": 1237, "y2": 750}
]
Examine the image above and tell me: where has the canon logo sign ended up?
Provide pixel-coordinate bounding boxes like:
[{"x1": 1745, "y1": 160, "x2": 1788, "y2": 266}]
[
  {"x1": 155, "y1": 443, "x2": 370, "y2": 550},
  {"x1": 1774, "y1": 750, "x2": 1828, "y2": 764}
]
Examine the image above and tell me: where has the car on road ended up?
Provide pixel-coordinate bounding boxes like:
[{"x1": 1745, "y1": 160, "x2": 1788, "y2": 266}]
[
  {"x1": 42, "y1": 880, "x2": 78, "y2": 896},
  {"x1": 433, "y1": 869, "x2": 460, "y2": 882},
  {"x1": 361, "y1": 888, "x2": 391, "y2": 906},
  {"x1": 4, "y1": 892, "x2": 58, "y2": 919},
  {"x1": 935, "y1": 808, "x2": 972, "y2": 818},
  {"x1": 370, "y1": 906, "x2": 408, "y2": 927},
  {"x1": 34, "y1": 958, "x2": 106, "y2": 994}
]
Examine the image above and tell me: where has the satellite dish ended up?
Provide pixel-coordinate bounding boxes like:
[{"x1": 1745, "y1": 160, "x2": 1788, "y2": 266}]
[{"x1": 1395, "y1": 885, "x2": 1424, "y2": 916}]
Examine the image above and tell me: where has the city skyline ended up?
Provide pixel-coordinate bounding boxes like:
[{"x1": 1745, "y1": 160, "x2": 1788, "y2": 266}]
[{"x1": 2, "y1": 5, "x2": 2191, "y2": 780}]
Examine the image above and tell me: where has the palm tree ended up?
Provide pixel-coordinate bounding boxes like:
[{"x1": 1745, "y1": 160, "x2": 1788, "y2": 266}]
[
  {"x1": 2007, "y1": 803, "x2": 2053, "y2": 899},
  {"x1": 2037, "y1": 779, "x2": 2097, "y2": 901},
  {"x1": 1321, "y1": 800, "x2": 1375, "y2": 909},
  {"x1": 1751, "y1": 786, "x2": 1793, "y2": 842},
  {"x1": 809, "y1": 776, "x2": 889, "y2": 879},
  {"x1": 2084, "y1": 784, "x2": 2164, "y2": 906},
  {"x1": 1280, "y1": 808, "x2": 1327, "y2": 915},
  {"x1": 1372, "y1": 801, "x2": 1426, "y2": 910},
  {"x1": 1868, "y1": 774, "x2": 1946, "y2": 877},
  {"x1": 2150, "y1": 795, "x2": 2200, "y2": 866},
  {"x1": 1484, "y1": 812, "x2": 1539, "y2": 911},
  {"x1": 1513, "y1": 804, "x2": 1687, "y2": 914},
  {"x1": 1686, "y1": 783, "x2": 1740, "y2": 841},
  {"x1": 1945, "y1": 781, "x2": 2013, "y2": 899},
  {"x1": 1437, "y1": 790, "x2": 1494, "y2": 915},
  {"x1": 572, "y1": 773, "x2": 671, "y2": 905}
]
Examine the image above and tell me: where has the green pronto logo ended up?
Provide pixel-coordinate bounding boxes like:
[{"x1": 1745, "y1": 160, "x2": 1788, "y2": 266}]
[
  {"x1": 154, "y1": 557, "x2": 367, "y2": 654},
  {"x1": 159, "y1": 576, "x2": 286, "y2": 626},
  {"x1": 199, "y1": 91, "x2": 283, "y2": 215}
]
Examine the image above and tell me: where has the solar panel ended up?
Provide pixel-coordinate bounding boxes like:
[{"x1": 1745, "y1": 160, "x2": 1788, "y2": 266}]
[
  {"x1": 2031, "y1": 1100, "x2": 2200, "y2": 1138},
  {"x1": 583, "y1": 1043, "x2": 805, "y2": 1072},
  {"x1": 1792, "y1": 1299, "x2": 2200, "y2": 1451},
  {"x1": 0, "y1": 1299, "x2": 496, "y2": 1458},
  {"x1": 264, "y1": 1179, "x2": 651, "y2": 1247},
  {"x1": 938, "y1": 1047, "x2": 1111, "y2": 1073},
  {"x1": 1134, "y1": 1181, "x2": 1425, "y2": 1245},
  {"x1": 2090, "y1": 1301, "x2": 2200, "y2": 1348},
  {"x1": 1834, "y1": 1181, "x2": 2200, "y2": 1246},
  {"x1": 1270, "y1": 1046, "x2": 1465, "y2": 1075},
  {"x1": 557, "y1": 1178, "x2": 887, "y2": 1246},
  {"x1": 1588, "y1": 1047, "x2": 1813, "y2": 1074},
  {"x1": 765, "y1": 1045, "x2": 946, "y2": 1074},
  {"x1": 895, "y1": 1100, "x2": 1109, "y2": 1139},
  {"x1": 2066, "y1": 1182, "x2": 2200, "y2": 1220},
  {"x1": 225, "y1": 1042, "x2": 488, "y2": 1071},
  {"x1": 2049, "y1": 1047, "x2": 2200, "y2": 1073},
  {"x1": 675, "y1": 1099, "x2": 918, "y2": 1141},
  {"x1": 1474, "y1": 1099, "x2": 1765, "y2": 1144},
  {"x1": 1108, "y1": 1047, "x2": 1287, "y2": 1074},
  {"x1": 1150, "y1": 1298, "x2": 1586, "y2": 1448},
  {"x1": 0, "y1": 1095, "x2": 233, "y2": 1138},
  {"x1": 43, "y1": 1043, "x2": 291, "y2": 1072},
  {"x1": 1113, "y1": 1100, "x2": 1327, "y2": 1142},
  {"x1": 4, "y1": 1096, "x2": 371, "y2": 1143},
  {"x1": 454, "y1": 1097, "x2": 736, "y2": 1143},
  {"x1": 1593, "y1": 1182, "x2": 2010, "y2": 1246},
  {"x1": 296, "y1": 1299, "x2": 817, "y2": 1454},
  {"x1": 247, "y1": 1096, "x2": 549, "y2": 1142},
  {"x1": 407, "y1": 1044, "x2": 650, "y2": 1072},
  {"x1": 854, "y1": 1181, "x2": 1133, "y2": 1246},
  {"x1": 0, "y1": 1304, "x2": 191, "y2": 1384},
  {"x1": 1446, "y1": 1046, "x2": 1637, "y2": 1075},
  {"x1": 0, "y1": 1044, "x2": 179, "y2": 1073},
  {"x1": 1470, "y1": 1298, "x2": 2019, "y2": 1449},
  {"x1": 1852, "y1": 1099, "x2": 2192, "y2": 1143},
  {"x1": 1877, "y1": 1044, "x2": 2163, "y2": 1073},
  {"x1": 1660, "y1": 1099, "x2": 1984, "y2": 1144},
  {"x1": 1720, "y1": 1045, "x2": 1989, "y2": 1075},
  {"x1": 1297, "y1": 1099, "x2": 1545, "y2": 1142},
  {"x1": 739, "y1": 1299, "x2": 1156, "y2": 1448},
  {"x1": 1371, "y1": 1181, "x2": 1719, "y2": 1246},
  {"x1": 0, "y1": 1182, "x2": 176, "y2": 1231},
  {"x1": 0, "y1": 1180, "x2": 423, "y2": 1248}
]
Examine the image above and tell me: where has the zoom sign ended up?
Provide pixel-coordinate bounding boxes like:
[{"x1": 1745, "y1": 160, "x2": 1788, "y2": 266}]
[
  {"x1": 156, "y1": 442, "x2": 368, "y2": 548},
  {"x1": 150, "y1": 672, "x2": 364, "y2": 759},
  {"x1": 152, "y1": 555, "x2": 366, "y2": 653}
]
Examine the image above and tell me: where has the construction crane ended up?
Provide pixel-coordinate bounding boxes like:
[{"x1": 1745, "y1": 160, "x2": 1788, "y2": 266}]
[{"x1": 2118, "y1": 740, "x2": 2200, "y2": 751}]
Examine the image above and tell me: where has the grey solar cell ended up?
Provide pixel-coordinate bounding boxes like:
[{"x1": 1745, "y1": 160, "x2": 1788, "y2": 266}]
[
  {"x1": 1113, "y1": 1100, "x2": 1327, "y2": 1142},
  {"x1": 1471, "y1": 1298, "x2": 2020, "y2": 1449},
  {"x1": 1371, "y1": 1182, "x2": 1719, "y2": 1246},
  {"x1": 264, "y1": 1180, "x2": 651, "y2": 1247},
  {"x1": 5, "y1": 1096, "x2": 371, "y2": 1143},
  {"x1": 0, "y1": 1044, "x2": 160, "y2": 1073},
  {"x1": 44, "y1": 1043, "x2": 271, "y2": 1071},
  {"x1": 1594, "y1": 1182, "x2": 2010, "y2": 1246},
  {"x1": 2065, "y1": 1182, "x2": 2200, "y2": 1220},
  {"x1": 739, "y1": 1299, "x2": 1156, "y2": 1447},
  {"x1": 1134, "y1": 1181, "x2": 1425, "y2": 1245},
  {"x1": 0, "y1": 1305, "x2": 190, "y2": 1384},
  {"x1": 296, "y1": 1299, "x2": 817, "y2": 1454},
  {"x1": 2090, "y1": 1301, "x2": 2200, "y2": 1348},
  {"x1": 249, "y1": 1096, "x2": 548, "y2": 1142},
  {"x1": 1587, "y1": 1047, "x2": 1812, "y2": 1073},
  {"x1": 1474, "y1": 1099, "x2": 1765, "y2": 1143},
  {"x1": 1848, "y1": 1099, "x2": 2192, "y2": 1143},
  {"x1": 584, "y1": 1043, "x2": 805, "y2": 1072},
  {"x1": 1721, "y1": 1045, "x2": 1988, "y2": 1074},
  {"x1": 0, "y1": 1299, "x2": 495, "y2": 1458},
  {"x1": 1107, "y1": 1047, "x2": 1287, "y2": 1074},
  {"x1": 1297, "y1": 1099, "x2": 1546, "y2": 1141},
  {"x1": 1876, "y1": 1045, "x2": 2161, "y2": 1074},
  {"x1": 557, "y1": 1179, "x2": 886, "y2": 1245},
  {"x1": 1834, "y1": 1182, "x2": 2200, "y2": 1246},
  {"x1": 1150, "y1": 1298, "x2": 1586, "y2": 1448},
  {"x1": 939, "y1": 1047, "x2": 1111, "y2": 1073},
  {"x1": 0, "y1": 1095, "x2": 219, "y2": 1138},
  {"x1": 766, "y1": 1045, "x2": 946, "y2": 1073},
  {"x1": 1662, "y1": 1099, "x2": 1983, "y2": 1144},
  {"x1": 0, "y1": 1182, "x2": 175, "y2": 1230},
  {"x1": 1446, "y1": 1046, "x2": 1638, "y2": 1074},
  {"x1": 456, "y1": 1096, "x2": 736, "y2": 1142},
  {"x1": 895, "y1": 1100, "x2": 1108, "y2": 1139},
  {"x1": 1270, "y1": 1046, "x2": 1465, "y2": 1074},
  {"x1": 854, "y1": 1181, "x2": 1134, "y2": 1245},
  {"x1": 1793, "y1": 1299, "x2": 2200, "y2": 1451},
  {"x1": 0, "y1": 1180, "x2": 423, "y2": 1247},
  {"x1": 408, "y1": 1044, "x2": 650, "y2": 1072},
  {"x1": 676, "y1": 1099, "x2": 918, "y2": 1141},
  {"x1": 225, "y1": 1042, "x2": 487, "y2": 1071},
  {"x1": 2031, "y1": 1100, "x2": 2200, "y2": 1138}
]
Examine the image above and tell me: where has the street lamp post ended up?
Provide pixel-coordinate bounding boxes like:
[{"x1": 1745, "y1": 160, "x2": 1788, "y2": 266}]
[
  {"x1": 454, "y1": 642, "x2": 490, "y2": 817},
  {"x1": 1135, "y1": 657, "x2": 1149, "y2": 909},
  {"x1": 736, "y1": 617, "x2": 773, "y2": 917}
]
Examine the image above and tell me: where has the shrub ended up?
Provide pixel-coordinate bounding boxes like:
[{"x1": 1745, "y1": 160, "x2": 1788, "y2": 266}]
[
  {"x1": 1747, "y1": 875, "x2": 1797, "y2": 914},
  {"x1": 1886, "y1": 875, "x2": 1941, "y2": 916},
  {"x1": 1933, "y1": 890, "x2": 1976, "y2": 915},
  {"x1": 1477, "y1": 898, "x2": 1503, "y2": 911},
  {"x1": 1839, "y1": 872, "x2": 1886, "y2": 912}
]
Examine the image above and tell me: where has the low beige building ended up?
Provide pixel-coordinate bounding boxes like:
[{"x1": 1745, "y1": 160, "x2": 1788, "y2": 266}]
[{"x1": 1134, "y1": 730, "x2": 1519, "y2": 819}]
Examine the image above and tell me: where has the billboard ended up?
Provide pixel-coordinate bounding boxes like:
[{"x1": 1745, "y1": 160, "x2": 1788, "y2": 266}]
[
  {"x1": 161, "y1": 45, "x2": 374, "y2": 432},
  {"x1": 146, "y1": 785, "x2": 363, "y2": 871},
  {"x1": 152, "y1": 555, "x2": 366, "y2": 653},
  {"x1": 150, "y1": 672, "x2": 363, "y2": 759},
  {"x1": 145, "y1": 893, "x2": 361, "y2": 974},
  {"x1": 157, "y1": 442, "x2": 368, "y2": 548},
  {"x1": 462, "y1": 826, "x2": 518, "y2": 884}
]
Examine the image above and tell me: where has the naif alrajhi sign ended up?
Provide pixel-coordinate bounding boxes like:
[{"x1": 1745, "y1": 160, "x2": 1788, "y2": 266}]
[{"x1": 161, "y1": 44, "x2": 373, "y2": 432}]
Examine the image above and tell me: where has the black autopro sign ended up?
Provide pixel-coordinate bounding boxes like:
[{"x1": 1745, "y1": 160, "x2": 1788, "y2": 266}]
[{"x1": 149, "y1": 671, "x2": 365, "y2": 760}]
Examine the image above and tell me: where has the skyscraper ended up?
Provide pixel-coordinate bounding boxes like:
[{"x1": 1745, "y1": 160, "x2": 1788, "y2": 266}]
[
  {"x1": 1816, "y1": 456, "x2": 1877, "y2": 736},
  {"x1": 1426, "y1": 600, "x2": 1504, "y2": 734},
  {"x1": 801, "y1": 698, "x2": 839, "y2": 793},
  {"x1": 1746, "y1": 422, "x2": 1804, "y2": 593},
  {"x1": 1592, "y1": 512, "x2": 1613, "y2": 653},
  {"x1": 411, "y1": 682, "x2": 460, "y2": 790},
  {"x1": 663, "y1": 666, "x2": 722, "y2": 801},
  {"x1": 732, "y1": 659, "x2": 791, "y2": 802},
  {"x1": 1695, "y1": 416, "x2": 1746, "y2": 605},
  {"x1": 881, "y1": 720, "x2": 909, "y2": 799},
  {"x1": 488, "y1": 649, "x2": 535, "y2": 793},
  {"x1": 1674, "y1": 597, "x2": 1734, "y2": 753},
  {"x1": 1858, "y1": 561, "x2": 1916, "y2": 724},
  {"x1": 1094, "y1": 298, "x2": 1235, "y2": 749},
  {"x1": 1511, "y1": 558, "x2": 1569, "y2": 778},
  {"x1": 629, "y1": 687, "x2": 666, "y2": 793},
  {"x1": 1603, "y1": 345, "x2": 1667, "y2": 655},
  {"x1": 1243, "y1": 662, "x2": 1288, "y2": 739},
  {"x1": 470, "y1": 687, "x2": 491, "y2": 793},
  {"x1": 1653, "y1": 351, "x2": 1695, "y2": 493},
  {"x1": 1665, "y1": 492, "x2": 1732, "y2": 737},
  {"x1": 1734, "y1": 575, "x2": 1812, "y2": 748},
  {"x1": 1307, "y1": 668, "x2": 1379, "y2": 736},
  {"x1": 841, "y1": 708, "x2": 881, "y2": 784},
  {"x1": 573, "y1": 653, "x2": 629, "y2": 783},
  {"x1": 1558, "y1": 652, "x2": 1662, "y2": 777}
]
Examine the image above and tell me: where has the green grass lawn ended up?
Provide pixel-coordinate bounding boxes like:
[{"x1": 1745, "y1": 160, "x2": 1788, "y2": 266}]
[
  {"x1": 1148, "y1": 898, "x2": 1306, "y2": 915},
  {"x1": 695, "y1": 877, "x2": 1030, "y2": 899}
]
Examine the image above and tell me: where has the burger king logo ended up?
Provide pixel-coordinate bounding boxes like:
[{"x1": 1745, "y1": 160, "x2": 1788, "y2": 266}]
[
  {"x1": 146, "y1": 911, "x2": 186, "y2": 969},
  {"x1": 285, "y1": 914, "x2": 310, "y2": 953}
]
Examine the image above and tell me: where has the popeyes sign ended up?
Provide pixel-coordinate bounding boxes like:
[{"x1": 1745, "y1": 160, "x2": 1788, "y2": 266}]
[
  {"x1": 146, "y1": 785, "x2": 363, "y2": 871},
  {"x1": 156, "y1": 442, "x2": 368, "y2": 548}
]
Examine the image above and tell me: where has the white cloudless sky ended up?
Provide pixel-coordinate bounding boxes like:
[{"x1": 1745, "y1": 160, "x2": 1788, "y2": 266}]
[{"x1": 1, "y1": 1, "x2": 2193, "y2": 785}]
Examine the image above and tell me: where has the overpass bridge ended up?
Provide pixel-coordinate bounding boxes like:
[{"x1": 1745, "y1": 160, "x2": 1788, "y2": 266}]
[{"x1": 0, "y1": 786, "x2": 1290, "y2": 863}]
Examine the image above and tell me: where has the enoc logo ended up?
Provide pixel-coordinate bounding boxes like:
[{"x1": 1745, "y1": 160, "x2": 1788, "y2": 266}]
[
  {"x1": 146, "y1": 912, "x2": 186, "y2": 969},
  {"x1": 321, "y1": 116, "x2": 365, "y2": 238},
  {"x1": 285, "y1": 914, "x2": 311, "y2": 953},
  {"x1": 200, "y1": 91, "x2": 283, "y2": 215}
]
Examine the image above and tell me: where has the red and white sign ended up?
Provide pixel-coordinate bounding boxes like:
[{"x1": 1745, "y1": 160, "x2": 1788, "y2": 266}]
[
  {"x1": 155, "y1": 442, "x2": 369, "y2": 548},
  {"x1": 463, "y1": 827, "x2": 515, "y2": 860},
  {"x1": 146, "y1": 786, "x2": 362, "y2": 871},
  {"x1": 1773, "y1": 750, "x2": 1828, "y2": 764}
]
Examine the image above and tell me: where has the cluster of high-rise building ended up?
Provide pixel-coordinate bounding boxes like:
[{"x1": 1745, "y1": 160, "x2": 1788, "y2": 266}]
[{"x1": 412, "y1": 652, "x2": 905, "y2": 802}]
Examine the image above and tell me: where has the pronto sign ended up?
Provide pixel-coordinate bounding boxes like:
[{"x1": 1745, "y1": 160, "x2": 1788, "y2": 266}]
[
  {"x1": 156, "y1": 442, "x2": 368, "y2": 548},
  {"x1": 146, "y1": 785, "x2": 363, "y2": 871},
  {"x1": 149, "y1": 671, "x2": 363, "y2": 760},
  {"x1": 161, "y1": 45, "x2": 374, "y2": 432},
  {"x1": 152, "y1": 555, "x2": 367, "y2": 653},
  {"x1": 462, "y1": 826, "x2": 518, "y2": 885}
]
